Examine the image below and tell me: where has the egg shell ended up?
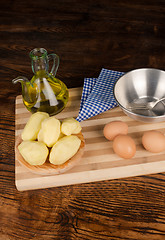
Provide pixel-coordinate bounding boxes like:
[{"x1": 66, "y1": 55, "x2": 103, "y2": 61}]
[
  {"x1": 113, "y1": 134, "x2": 136, "y2": 159},
  {"x1": 103, "y1": 121, "x2": 128, "y2": 141},
  {"x1": 142, "y1": 130, "x2": 165, "y2": 153}
]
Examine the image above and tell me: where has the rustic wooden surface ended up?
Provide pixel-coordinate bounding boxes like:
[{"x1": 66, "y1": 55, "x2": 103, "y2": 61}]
[
  {"x1": 15, "y1": 89, "x2": 165, "y2": 192},
  {"x1": 0, "y1": 0, "x2": 165, "y2": 239}
]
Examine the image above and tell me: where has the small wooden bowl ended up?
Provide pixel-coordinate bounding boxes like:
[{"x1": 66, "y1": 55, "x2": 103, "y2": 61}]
[{"x1": 15, "y1": 132, "x2": 85, "y2": 175}]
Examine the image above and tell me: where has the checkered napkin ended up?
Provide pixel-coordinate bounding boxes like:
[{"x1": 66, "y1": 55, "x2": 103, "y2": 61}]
[{"x1": 76, "y1": 68, "x2": 124, "y2": 122}]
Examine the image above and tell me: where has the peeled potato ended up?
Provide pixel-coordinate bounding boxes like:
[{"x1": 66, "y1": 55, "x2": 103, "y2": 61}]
[
  {"x1": 18, "y1": 141, "x2": 48, "y2": 165},
  {"x1": 38, "y1": 116, "x2": 61, "y2": 147},
  {"x1": 58, "y1": 132, "x2": 65, "y2": 140},
  {"x1": 22, "y1": 112, "x2": 49, "y2": 141},
  {"x1": 61, "y1": 117, "x2": 82, "y2": 135},
  {"x1": 37, "y1": 127, "x2": 44, "y2": 142},
  {"x1": 49, "y1": 135, "x2": 81, "y2": 165}
]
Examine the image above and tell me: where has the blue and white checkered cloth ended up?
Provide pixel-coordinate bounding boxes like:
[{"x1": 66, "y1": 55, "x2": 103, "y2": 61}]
[{"x1": 76, "y1": 68, "x2": 124, "y2": 122}]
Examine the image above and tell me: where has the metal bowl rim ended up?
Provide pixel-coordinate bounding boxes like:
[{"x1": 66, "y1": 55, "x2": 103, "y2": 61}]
[{"x1": 113, "y1": 68, "x2": 165, "y2": 120}]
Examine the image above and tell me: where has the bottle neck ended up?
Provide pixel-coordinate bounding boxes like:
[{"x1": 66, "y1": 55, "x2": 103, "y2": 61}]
[
  {"x1": 32, "y1": 58, "x2": 49, "y2": 74},
  {"x1": 30, "y1": 48, "x2": 49, "y2": 74}
]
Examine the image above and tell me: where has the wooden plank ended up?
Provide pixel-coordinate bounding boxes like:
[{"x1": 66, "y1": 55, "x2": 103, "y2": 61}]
[{"x1": 15, "y1": 87, "x2": 165, "y2": 191}]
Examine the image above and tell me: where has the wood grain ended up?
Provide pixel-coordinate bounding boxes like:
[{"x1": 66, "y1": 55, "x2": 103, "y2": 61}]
[
  {"x1": 15, "y1": 88, "x2": 165, "y2": 191},
  {"x1": 1, "y1": 0, "x2": 165, "y2": 239}
]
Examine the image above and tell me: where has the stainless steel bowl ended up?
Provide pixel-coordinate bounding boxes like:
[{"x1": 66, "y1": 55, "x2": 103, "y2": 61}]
[{"x1": 113, "y1": 68, "x2": 165, "y2": 122}]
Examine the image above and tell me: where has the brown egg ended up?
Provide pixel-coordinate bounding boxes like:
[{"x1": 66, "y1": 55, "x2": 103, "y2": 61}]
[
  {"x1": 142, "y1": 130, "x2": 165, "y2": 153},
  {"x1": 113, "y1": 134, "x2": 136, "y2": 159},
  {"x1": 103, "y1": 120, "x2": 128, "y2": 141}
]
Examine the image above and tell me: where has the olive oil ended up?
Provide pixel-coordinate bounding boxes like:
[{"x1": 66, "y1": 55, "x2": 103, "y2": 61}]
[
  {"x1": 22, "y1": 70, "x2": 69, "y2": 115},
  {"x1": 12, "y1": 48, "x2": 69, "y2": 116}
]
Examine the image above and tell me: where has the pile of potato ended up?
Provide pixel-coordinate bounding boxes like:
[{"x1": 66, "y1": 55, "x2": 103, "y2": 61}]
[{"x1": 18, "y1": 112, "x2": 82, "y2": 166}]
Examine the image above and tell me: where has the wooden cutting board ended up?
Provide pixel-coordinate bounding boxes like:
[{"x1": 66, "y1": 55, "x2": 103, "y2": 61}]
[{"x1": 15, "y1": 87, "x2": 165, "y2": 191}]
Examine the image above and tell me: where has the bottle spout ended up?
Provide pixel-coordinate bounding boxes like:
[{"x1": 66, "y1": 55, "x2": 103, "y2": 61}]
[{"x1": 12, "y1": 76, "x2": 30, "y2": 85}]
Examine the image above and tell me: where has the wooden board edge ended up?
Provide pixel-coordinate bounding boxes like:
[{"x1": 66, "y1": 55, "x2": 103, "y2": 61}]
[{"x1": 15, "y1": 161, "x2": 165, "y2": 191}]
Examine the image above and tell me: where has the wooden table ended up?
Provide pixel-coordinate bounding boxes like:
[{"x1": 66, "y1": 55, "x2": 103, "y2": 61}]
[{"x1": 1, "y1": 0, "x2": 165, "y2": 239}]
